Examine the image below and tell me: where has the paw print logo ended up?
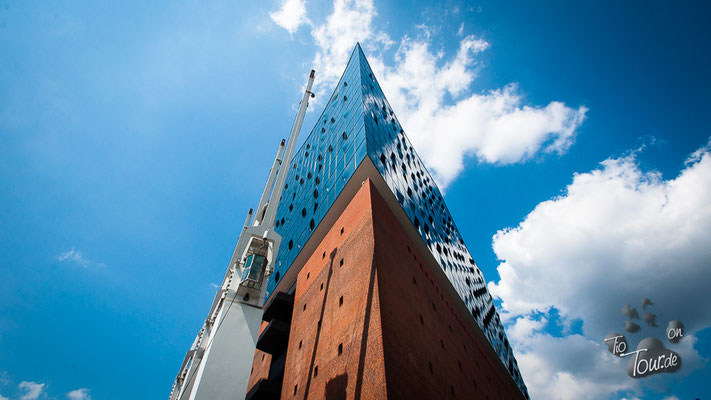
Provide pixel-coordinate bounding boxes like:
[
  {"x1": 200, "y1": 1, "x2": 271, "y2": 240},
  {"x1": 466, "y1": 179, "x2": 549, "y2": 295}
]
[{"x1": 603, "y1": 297, "x2": 684, "y2": 378}]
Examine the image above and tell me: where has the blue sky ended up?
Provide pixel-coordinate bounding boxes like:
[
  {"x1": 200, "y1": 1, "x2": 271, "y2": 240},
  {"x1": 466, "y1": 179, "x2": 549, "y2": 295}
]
[{"x1": 1, "y1": 0, "x2": 710, "y2": 399}]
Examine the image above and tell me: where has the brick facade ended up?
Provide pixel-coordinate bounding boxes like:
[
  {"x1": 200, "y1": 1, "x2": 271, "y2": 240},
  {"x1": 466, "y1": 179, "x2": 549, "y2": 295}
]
[{"x1": 247, "y1": 180, "x2": 522, "y2": 399}]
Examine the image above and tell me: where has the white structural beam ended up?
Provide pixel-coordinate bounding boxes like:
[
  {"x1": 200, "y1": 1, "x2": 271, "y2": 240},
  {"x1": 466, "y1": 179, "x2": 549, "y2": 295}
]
[{"x1": 169, "y1": 69, "x2": 316, "y2": 400}]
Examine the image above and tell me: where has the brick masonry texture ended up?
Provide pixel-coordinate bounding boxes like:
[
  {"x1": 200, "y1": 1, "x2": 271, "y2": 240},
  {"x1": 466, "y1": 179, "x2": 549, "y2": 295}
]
[{"x1": 248, "y1": 180, "x2": 522, "y2": 399}]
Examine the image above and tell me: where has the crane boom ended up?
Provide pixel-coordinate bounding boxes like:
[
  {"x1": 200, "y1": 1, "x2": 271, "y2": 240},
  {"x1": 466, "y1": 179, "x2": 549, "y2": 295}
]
[{"x1": 169, "y1": 69, "x2": 316, "y2": 400}]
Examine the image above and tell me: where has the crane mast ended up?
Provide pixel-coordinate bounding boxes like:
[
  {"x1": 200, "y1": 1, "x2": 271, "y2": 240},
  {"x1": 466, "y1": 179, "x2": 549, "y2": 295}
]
[{"x1": 169, "y1": 70, "x2": 316, "y2": 400}]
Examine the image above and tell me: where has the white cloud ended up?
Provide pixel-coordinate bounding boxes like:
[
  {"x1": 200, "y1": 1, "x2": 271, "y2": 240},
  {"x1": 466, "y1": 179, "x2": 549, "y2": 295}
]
[
  {"x1": 269, "y1": 0, "x2": 310, "y2": 34},
  {"x1": 489, "y1": 140, "x2": 711, "y2": 398},
  {"x1": 0, "y1": 372, "x2": 8, "y2": 400},
  {"x1": 663, "y1": 396, "x2": 680, "y2": 400},
  {"x1": 509, "y1": 316, "x2": 639, "y2": 400},
  {"x1": 370, "y1": 37, "x2": 587, "y2": 187},
  {"x1": 56, "y1": 247, "x2": 104, "y2": 268},
  {"x1": 18, "y1": 381, "x2": 45, "y2": 400},
  {"x1": 273, "y1": 0, "x2": 585, "y2": 188},
  {"x1": 66, "y1": 388, "x2": 91, "y2": 400},
  {"x1": 310, "y1": 0, "x2": 392, "y2": 92}
]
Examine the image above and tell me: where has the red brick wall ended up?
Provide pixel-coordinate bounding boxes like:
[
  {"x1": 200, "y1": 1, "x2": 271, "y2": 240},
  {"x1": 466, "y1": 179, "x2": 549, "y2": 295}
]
[
  {"x1": 369, "y1": 184, "x2": 522, "y2": 400},
  {"x1": 247, "y1": 179, "x2": 522, "y2": 399},
  {"x1": 247, "y1": 320, "x2": 272, "y2": 390},
  {"x1": 281, "y1": 179, "x2": 387, "y2": 400}
]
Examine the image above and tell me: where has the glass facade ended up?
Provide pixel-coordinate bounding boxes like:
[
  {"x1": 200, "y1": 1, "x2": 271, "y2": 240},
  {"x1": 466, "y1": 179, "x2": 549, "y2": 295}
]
[{"x1": 268, "y1": 44, "x2": 528, "y2": 397}]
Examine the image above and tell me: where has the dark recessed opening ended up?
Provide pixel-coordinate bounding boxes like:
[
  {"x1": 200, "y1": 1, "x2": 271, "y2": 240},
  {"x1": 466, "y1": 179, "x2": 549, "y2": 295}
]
[
  {"x1": 412, "y1": 277, "x2": 416, "y2": 285},
  {"x1": 299, "y1": 340, "x2": 302, "y2": 349},
  {"x1": 338, "y1": 343, "x2": 343, "y2": 355},
  {"x1": 320, "y1": 282, "x2": 323, "y2": 291},
  {"x1": 303, "y1": 303, "x2": 306, "y2": 311},
  {"x1": 294, "y1": 385, "x2": 298, "y2": 395},
  {"x1": 310, "y1": 219, "x2": 315, "y2": 230},
  {"x1": 428, "y1": 361, "x2": 433, "y2": 375},
  {"x1": 419, "y1": 314, "x2": 424, "y2": 325},
  {"x1": 339, "y1": 259, "x2": 344, "y2": 267},
  {"x1": 340, "y1": 227, "x2": 344, "y2": 235},
  {"x1": 306, "y1": 272, "x2": 310, "y2": 279},
  {"x1": 288, "y1": 240, "x2": 293, "y2": 250},
  {"x1": 314, "y1": 365, "x2": 318, "y2": 377},
  {"x1": 339, "y1": 296, "x2": 343, "y2": 306},
  {"x1": 322, "y1": 251, "x2": 325, "y2": 259}
]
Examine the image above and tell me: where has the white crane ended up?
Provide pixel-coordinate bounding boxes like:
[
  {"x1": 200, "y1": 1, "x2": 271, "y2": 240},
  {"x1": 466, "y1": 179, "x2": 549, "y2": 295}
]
[{"x1": 169, "y1": 69, "x2": 316, "y2": 400}]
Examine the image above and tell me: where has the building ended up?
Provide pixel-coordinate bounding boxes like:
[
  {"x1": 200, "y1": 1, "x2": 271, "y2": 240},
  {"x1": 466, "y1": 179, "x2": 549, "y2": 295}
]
[{"x1": 243, "y1": 44, "x2": 528, "y2": 400}]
